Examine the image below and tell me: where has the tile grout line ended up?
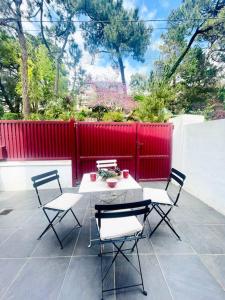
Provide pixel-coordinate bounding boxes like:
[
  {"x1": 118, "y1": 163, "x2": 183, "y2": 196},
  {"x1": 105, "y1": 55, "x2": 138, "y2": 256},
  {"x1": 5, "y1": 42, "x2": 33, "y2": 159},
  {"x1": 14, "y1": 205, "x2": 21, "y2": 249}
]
[
  {"x1": 199, "y1": 255, "x2": 225, "y2": 292},
  {"x1": 0, "y1": 258, "x2": 29, "y2": 300},
  {"x1": 149, "y1": 238, "x2": 175, "y2": 300},
  {"x1": 56, "y1": 203, "x2": 89, "y2": 300},
  {"x1": 0, "y1": 210, "x2": 38, "y2": 249},
  {"x1": 176, "y1": 223, "x2": 198, "y2": 255}
]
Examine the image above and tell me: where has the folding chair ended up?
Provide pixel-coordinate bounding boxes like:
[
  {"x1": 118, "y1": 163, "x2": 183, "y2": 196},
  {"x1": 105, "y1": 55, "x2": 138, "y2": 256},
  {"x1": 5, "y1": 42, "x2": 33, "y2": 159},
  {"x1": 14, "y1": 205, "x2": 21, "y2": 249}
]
[
  {"x1": 96, "y1": 159, "x2": 125, "y2": 204},
  {"x1": 143, "y1": 168, "x2": 186, "y2": 240},
  {"x1": 96, "y1": 159, "x2": 117, "y2": 170},
  {"x1": 31, "y1": 170, "x2": 82, "y2": 249},
  {"x1": 95, "y1": 200, "x2": 151, "y2": 299}
]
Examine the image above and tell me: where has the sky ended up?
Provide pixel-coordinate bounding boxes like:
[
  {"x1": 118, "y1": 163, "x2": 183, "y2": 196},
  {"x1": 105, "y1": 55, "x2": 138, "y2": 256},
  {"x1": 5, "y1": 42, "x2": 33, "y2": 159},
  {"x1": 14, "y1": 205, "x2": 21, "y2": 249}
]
[{"x1": 23, "y1": 0, "x2": 182, "y2": 84}]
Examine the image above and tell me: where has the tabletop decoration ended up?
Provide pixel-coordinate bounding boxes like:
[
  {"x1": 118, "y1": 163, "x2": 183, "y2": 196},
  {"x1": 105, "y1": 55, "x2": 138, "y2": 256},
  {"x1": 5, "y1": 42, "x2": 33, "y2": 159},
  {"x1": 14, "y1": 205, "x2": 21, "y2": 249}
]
[{"x1": 98, "y1": 167, "x2": 121, "y2": 181}]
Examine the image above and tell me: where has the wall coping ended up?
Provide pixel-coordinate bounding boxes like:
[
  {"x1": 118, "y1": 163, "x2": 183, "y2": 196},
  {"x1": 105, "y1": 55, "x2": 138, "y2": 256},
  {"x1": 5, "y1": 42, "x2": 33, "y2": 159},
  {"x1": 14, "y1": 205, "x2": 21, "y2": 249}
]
[{"x1": 0, "y1": 160, "x2": 71, "y2": 167}]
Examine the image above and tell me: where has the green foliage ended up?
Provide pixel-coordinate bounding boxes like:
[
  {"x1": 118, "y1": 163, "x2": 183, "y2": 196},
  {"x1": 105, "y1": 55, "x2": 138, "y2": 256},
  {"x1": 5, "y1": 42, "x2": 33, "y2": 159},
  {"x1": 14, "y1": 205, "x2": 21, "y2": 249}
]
[
  {"x1": 102, "y1": 111, "x2": 124, "y2": 122},
  {"x1": 0, "y1": 104, "x2": 4, "y2": 118},
  {"x1": 2, "y1": 112, "x2": 20, "y2": 120},
  {"x1": 0, "y1": 30, "x2": 21, "y2": 113},
  {"x1": 130, "y1": 73, "x2": 149, "y2": 95},
  {"x1": 135, "y1": 82, "x2": 173, "y2": 122},
  {"x1": 73, "y1": 110, "x2": 87, "y2": 121},
  {"x1": 28, "y1": 113, "x2": 43, "y2": 120},
  {"x1": 28, "y1": 45, "x2": 55, "y2": 109}
]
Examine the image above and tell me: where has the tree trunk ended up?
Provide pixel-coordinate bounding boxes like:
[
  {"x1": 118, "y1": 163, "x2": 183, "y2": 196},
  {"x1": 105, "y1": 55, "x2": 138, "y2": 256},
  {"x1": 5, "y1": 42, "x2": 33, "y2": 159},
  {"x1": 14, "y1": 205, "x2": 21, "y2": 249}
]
[
  {"x1": 116, "y1": 51, "x2": 127, "y2": 94},
  {"x1": 54, "y1": 59, "x2": 60, "y2": 96},
  {"x1": 118, "y1": 55, "x2": 126, "y2": 85},
  {"x1": 17, "y1": 31, "x2": 30, "y2": 118}
]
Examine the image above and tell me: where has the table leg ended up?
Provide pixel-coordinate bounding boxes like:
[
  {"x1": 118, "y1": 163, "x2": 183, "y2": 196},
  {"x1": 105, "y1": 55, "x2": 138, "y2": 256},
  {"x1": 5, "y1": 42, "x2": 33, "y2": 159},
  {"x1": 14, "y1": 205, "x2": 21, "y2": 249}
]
[{"x1": 88, "y1": 193, "x2": 92, "y2": 248}]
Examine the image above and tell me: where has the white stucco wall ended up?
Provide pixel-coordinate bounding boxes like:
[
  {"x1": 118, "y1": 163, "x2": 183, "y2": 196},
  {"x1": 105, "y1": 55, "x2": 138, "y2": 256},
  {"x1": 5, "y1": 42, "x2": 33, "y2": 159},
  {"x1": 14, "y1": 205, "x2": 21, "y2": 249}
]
[
  {"x1": 171, "y1": 115, "x2": 225, "y2": 215},
  {"x1": 0, "y1": 160, "x2": 72, "y2": 191}
]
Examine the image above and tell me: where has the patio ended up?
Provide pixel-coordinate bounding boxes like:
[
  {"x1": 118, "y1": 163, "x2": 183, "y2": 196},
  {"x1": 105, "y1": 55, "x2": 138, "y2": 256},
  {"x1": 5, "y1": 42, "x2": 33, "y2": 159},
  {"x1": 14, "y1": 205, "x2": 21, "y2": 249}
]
[{"x1": 0, "y1": 182, "x2": 225, "y2": 300}]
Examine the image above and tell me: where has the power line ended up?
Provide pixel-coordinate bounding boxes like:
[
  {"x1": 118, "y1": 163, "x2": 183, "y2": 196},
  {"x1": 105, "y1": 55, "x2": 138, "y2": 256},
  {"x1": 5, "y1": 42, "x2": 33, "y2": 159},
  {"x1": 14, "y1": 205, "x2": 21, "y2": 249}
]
[
  {"x1": 20, "y1": 16, "x2": 225, "y2": 23},
  {"x1": 24, "y1": 27, "x2": 169, "y2": 32}
]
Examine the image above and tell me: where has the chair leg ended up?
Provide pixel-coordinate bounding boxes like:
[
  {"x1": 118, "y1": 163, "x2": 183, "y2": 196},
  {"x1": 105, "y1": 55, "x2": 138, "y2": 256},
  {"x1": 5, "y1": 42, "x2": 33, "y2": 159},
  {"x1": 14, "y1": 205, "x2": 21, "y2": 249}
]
[
  {"x1": 157, "y1": 205, "x2": 171, "y2": 222},
  {"x1": 135, "y1": 239, "x2": 147, "y2": 296},
  {"x1": 38, "y1": 211, "x2": 60, "y2": 240},
  {"x1": 43, "y1": 209, "x2": 64, "y2": 249},
  {"x1": 100, "y1": 244, "x2": 104, "y2": 300},
  {"x1": 149, "y1": 206, "x2": 181, "y2": 240},
  {"x1": 70, "y1": 208, "x2": 82, "y2": 227}
]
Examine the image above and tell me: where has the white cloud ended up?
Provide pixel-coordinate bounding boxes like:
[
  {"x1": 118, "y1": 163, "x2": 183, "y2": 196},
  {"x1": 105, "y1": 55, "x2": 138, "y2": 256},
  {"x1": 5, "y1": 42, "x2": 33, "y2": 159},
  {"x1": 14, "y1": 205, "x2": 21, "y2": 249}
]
[
  {"x1": 124, "y1": 60, "x2": 149, "y2": 83},
  {"x1": 140, "y1": 4, "x2": 148, "y2": 16},
  {"x1": 123, "y1": 0, "x2": 136, "y2": 11},
  {"x1": 150, "y1": 38, "x2": 163, "y2": 51}
]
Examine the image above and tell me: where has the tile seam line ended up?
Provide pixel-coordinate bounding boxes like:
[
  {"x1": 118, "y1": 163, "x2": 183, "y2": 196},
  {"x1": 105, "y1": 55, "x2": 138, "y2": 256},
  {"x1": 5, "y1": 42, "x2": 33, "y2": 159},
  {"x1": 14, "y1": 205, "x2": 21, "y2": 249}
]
[
  {"x1": 199, "y1": 255, "x2": 225, "y2": 292},
  {"x1": 0, "y1": 258, "x2": 29, "y2": 300},
  {"x1": 150, "y1": 238, "x2": 175, "y2": 300},
  {"x1": 56, "y1": 203, "x2": 89, "y2": 300}
]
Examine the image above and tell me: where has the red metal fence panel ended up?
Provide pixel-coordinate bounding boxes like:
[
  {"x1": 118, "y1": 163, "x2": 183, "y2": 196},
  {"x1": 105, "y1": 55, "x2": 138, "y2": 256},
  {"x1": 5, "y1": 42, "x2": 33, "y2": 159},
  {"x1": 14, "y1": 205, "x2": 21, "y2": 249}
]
[
  {"x1": 136, "y1": 123, "x2": 173, "y2": 181},
  {"x1": 76, "y1": 122, "x2": 137, "y2": 181},
  {"x1": 0, "y1": 120, "x2": 173, "y2": 184},
  {"x1": 0, "y1": 120, "x2": 73, "y2": 160}
]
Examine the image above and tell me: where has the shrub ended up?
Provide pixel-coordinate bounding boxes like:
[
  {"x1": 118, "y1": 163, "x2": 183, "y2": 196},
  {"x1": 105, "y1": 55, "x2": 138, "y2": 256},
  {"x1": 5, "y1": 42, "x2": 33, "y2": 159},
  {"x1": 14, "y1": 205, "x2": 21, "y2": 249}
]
[
  {"x1": 28, "y1": 113, "x2": 43, "y2": 120},
  {"x1": 0, "y1": 105, "x2": 4, "y2": 118},
  {"x1": 102, "y1": 111, "x2": 124, "y2": 122},
  {"x1": 2, "y1": 112, "x2": 20, "y2": 120}
]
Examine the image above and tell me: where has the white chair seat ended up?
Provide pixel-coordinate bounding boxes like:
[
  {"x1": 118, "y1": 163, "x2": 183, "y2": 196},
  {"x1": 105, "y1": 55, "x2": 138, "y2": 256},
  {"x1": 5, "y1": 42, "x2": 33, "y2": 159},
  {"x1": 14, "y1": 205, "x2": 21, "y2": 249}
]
[
  {"x1": 44, "y1": 193, "x2": 82, "y2": 211},
  {"x1": 96, "y1": 216, "x2": 143, "y2": 240},
  {"x1": 143, "y1": 188, "x2": 173, "y2": 206}
]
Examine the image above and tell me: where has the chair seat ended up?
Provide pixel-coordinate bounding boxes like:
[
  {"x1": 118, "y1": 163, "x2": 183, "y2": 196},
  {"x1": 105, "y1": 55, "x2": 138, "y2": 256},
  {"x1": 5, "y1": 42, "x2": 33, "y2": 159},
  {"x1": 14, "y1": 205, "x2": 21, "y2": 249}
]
[
  {"x1": 143, "y1": 188, "x2": 173, "y2": 206},
  {"x1": 44, "y1": 193, "x2": 82, "y2": 211},
  {"x1": 96, "y1": 216, "x2": 143, "y2": 240}
]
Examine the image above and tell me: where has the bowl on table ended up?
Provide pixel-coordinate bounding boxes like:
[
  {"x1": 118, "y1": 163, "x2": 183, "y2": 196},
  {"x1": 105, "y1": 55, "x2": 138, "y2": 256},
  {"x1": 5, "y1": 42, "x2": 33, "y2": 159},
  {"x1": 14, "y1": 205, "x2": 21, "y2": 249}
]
[{"x1": 106, "y1": 178, "x2": 118, "y2": 188}]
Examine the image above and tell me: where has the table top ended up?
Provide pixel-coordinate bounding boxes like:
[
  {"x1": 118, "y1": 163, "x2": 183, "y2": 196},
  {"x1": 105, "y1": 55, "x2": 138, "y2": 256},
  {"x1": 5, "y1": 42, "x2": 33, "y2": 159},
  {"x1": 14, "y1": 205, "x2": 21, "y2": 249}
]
[{"x1": 78, "y1": 173, "x2": 142, "y2": 194}]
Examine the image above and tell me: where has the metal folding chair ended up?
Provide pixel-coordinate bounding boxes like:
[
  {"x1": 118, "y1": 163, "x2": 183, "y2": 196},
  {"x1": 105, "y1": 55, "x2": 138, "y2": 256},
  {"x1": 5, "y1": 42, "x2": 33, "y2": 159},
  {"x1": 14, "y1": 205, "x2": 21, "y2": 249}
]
[
  {"x1": 95, "y1": 200, "x2": 151, "y2": 299},
  {"x1": 96, "y1": 159, "x2": 117, "y2": 170},
  {"x1": 143, "y1": 168, "x2": 186, "y2": 240},
  {"x1": 31, "y1": 170, "x2": 82, "y2": 249}
]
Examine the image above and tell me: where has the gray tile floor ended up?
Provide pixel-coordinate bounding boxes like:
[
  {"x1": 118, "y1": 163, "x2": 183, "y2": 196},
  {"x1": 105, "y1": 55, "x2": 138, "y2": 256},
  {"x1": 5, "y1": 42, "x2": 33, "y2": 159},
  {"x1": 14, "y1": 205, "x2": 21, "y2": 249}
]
[{"x1": 0, "y1": 183, "x2": 225, "y2": 300}]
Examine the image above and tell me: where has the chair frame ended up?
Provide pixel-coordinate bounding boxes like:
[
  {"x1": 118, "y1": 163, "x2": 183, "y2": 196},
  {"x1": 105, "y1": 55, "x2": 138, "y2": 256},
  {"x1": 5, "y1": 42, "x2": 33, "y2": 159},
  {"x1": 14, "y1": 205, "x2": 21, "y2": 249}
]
[
  {"x1": 95, "y1": 200, "x2": 151, "y2": 300},
  {"x1": 96, "y1": 159, "x2": 117, "y2": 170},
  {"x1": 147, "y1": 168, "x2": 186, "y2": 240},
  {"x1": 31, "y1": 170, "x2": 81, "y2": 249}
]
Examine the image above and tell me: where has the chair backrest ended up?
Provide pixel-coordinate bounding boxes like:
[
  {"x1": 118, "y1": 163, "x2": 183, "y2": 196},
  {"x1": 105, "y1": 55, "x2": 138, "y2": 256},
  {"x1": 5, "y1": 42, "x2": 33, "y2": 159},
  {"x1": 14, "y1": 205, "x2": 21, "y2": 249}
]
[
  {"x1": 96, "y1": 159, "x2": 117, "y2": 170},
  {"x1": 166, "y1": 168, "x2": 186, "y2": 205},
  {"x1": 31, "y1": 170, "x2": 62, "y2": 206},
  {"x1": 95, "y1": 200, "x2": 151, "y2": 232}
]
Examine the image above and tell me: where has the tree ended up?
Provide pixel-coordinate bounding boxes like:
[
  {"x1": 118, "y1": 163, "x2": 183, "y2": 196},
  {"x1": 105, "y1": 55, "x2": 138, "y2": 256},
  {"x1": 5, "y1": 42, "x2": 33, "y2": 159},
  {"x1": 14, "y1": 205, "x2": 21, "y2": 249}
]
[
  {"x1": 38, "y1": 0, "x2": 79, "y2": 96},
  {"x1": 79, "y1": 0, "x2": 152, "y2": 87},
  {"x1": 172, "y1": 47, "x2": 219, "y2": 113},
  {"x1": 0, "y1": 30, "x2": 21, "y2": 113},
  {"x1": 135, "y1": 81, "x2": 174, "y2": 122},
  {"x1": 130, "y1": 73, "x2": 149, "y2": 95},
  {"x1": 164, "y1": 0, "x2": 225, "y2": 79},
  {"x1": 0, "y1": 0, "x2": 33, "y2": 117},
  {"x1": 27, "y1": 44, "x2": 55, "y2": 111}
]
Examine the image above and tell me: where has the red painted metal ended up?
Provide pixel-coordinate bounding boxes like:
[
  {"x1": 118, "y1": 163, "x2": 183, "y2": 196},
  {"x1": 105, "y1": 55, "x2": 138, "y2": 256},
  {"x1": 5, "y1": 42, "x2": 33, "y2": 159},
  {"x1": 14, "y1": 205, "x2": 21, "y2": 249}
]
[
  {"x1": 0, "y1": 120, "x2": 72, "y2": 161},
  {"x1": 0, "y1": 120, "x2": 173, "y2": 184},
  {"x1": 136, "y1": 123, "x2": 173, "y2": 181},
  {"x1": 75, "y1": 122, "x2": 137, "y2": 181}
]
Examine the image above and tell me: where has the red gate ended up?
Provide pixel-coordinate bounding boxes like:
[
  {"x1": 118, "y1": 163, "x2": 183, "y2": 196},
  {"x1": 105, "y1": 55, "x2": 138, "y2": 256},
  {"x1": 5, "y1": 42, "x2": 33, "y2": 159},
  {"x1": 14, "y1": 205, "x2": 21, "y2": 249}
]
[
  {"x1": 136, "y1": 123, "x2": 173, "y2": 181},
  {"x1": 75, "y1": 122, "x2": 173, "y2": 183},
  {"x1": 75, "y1": 122, "x2": 137, "y2": 181}
]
